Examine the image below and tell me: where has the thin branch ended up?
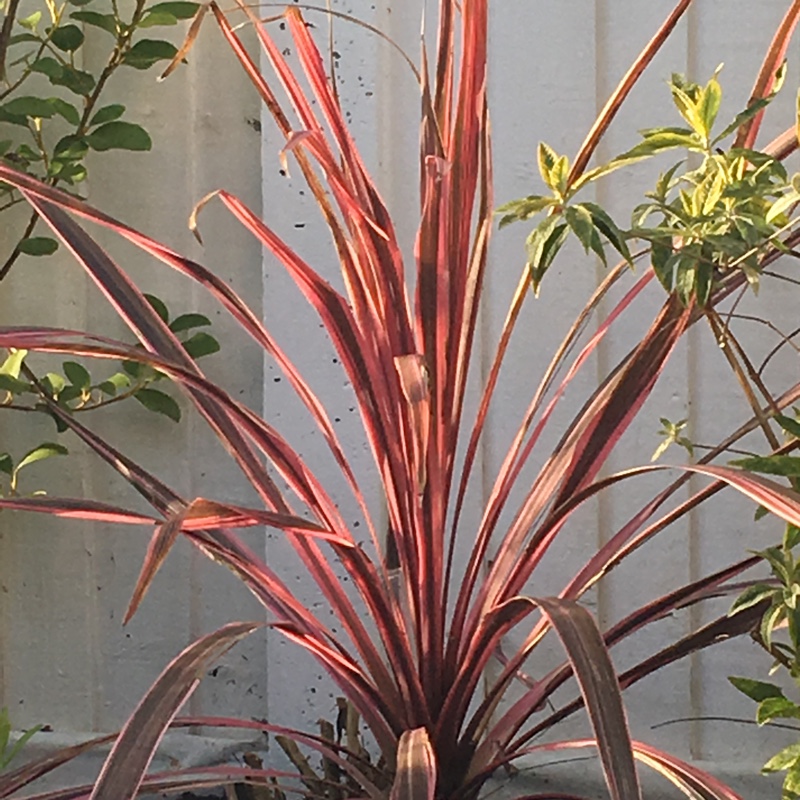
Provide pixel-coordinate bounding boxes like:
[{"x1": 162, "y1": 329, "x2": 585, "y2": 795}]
[
  {"x1": 763, "y1": 269, "x2": 800, "y2": 286},
  {"x1": 690, "y1": 443, "x2": 762, "y2": 458},
  {"x1": 0, "y1": 0, "x2": 21, "y2": 81},
  {"x1": 651, "y1": 716, "x2": 800, "y2": 732},
  {"x1": 760, "y1": 324, "x2": 800, "y2": 377},
  {"x1": 0, "y1": 210, "x2": 39, "y2": 280},
  {"x1": 705, "y1": 308, "x2": 780, "y2": 450}
]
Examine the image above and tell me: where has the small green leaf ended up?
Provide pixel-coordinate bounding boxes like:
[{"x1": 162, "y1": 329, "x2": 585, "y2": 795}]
[
  {"x1": 715, "y1": 64, "x2": 787, "y2": 145},
  {"x1": 47, "y1": 407, "x2": 71, "y2": 433},
  {"x1": 785, "y1": 764, "x2": 800, "y2": 795},
  {"x1": 694, "y1": 263, "x2": 713, "y2": 307},
  {"x1": 139, "y1": 3, "x2": 199, "y2": 27},
  {"x1": 729, "y1": 676, "x2": 784, "y2": 703},
  {"x1": 700, "y1": 169, "x2": 725, "y2": 215},
  {"x1": 0, "y1": 374, "x2": 33, "y2": 393},
  {"x1": 0, "y1": 708, "x2": 10, "y2": 754},
  {"x1": 15, "y1": 442, "x2": 68, "y2": 474},
  {"x1": 796, "y1": 88, "x2": 800, "y2": 148},
  {"x1": 764, "y1": 743, "x2": 800, "y2": 773},
  {"x1": 756, "y1": 546, "x2": 793, "y2": 583},
  {"x1": 49, "y1": 24, "x2": 85, "y2": 51},
  {"x1": 537, "y1": 142, "x2": 559, "y2": 191},
  {"x1": 526, "y1": 217, "x2": 569, "y2": 295},
  {"x1": 29, "y1": 56, "x2": 62, "y2": 80},
  {"x1": 0, "y1": 454, "x2": 13, "y2": 475},
  {"x1": 70, "y1": 10, "x2": 118, "y2": 34},
  {"x1": 777, "y1": 414, "x2": 800, "y2": 440},
  {"x1": 729, "y1": 584, "x2": 777, "y2": 616},
  {"x1": 18, "y1": 237, "x2": 58, "y2": 256},
  {"x1": 697, "y1": 76, "x2": 722, "y2": 136},
  {"x1": 14, "y1": 144, "x2": 41, "y2": 163},
  {"x1": 730, "y1": 455, "x2": 800, "y2": 477},
  {"x1": 139, "y1": 10, "x2": 180, "y2": 26},
  {"x1": 651, "y1": 437, "x2": 672, "y2": 463},
  {"x1": 182, "y1": 332, "x2": 219, "y2": 359},
  {"x1": 629, "y1": 128, "x2": 700, "y2": 158},
  {"x1": 122, "y1": 360, "x2": 144, "y2": 379},
  {"x1": 7, "y1": 32, "x2": 41, "y2": 45},
  {"x1": 61, "y1": 67, "x2": 96, "y2": 96},
  {"x1": 144, "y1": 293, "x2": 169, "y2": 322},
  {"x1": 671, "y1": 82, "x2": 708, "y2": 139},
  {"x1": 773, "y1": 60, "x2": 788, "y2": 95},
  {"x1": 42, "y1": 372, "x2": 66, "y2": 395},
  {"x1": 673, "y1": 258, "x2": 698, "y2": 305},
  {"x1": 565, "y1": 205, "x2": 595, "y2": 253},
  {"x1": 581, "y1": 201, "x2": 632, "y2": 264},
  {"x1": 551, "y1": 154, "x2": 569, "y2": 194},
  {"x1": 2, "y1": 723, "x2": 43, "y2": 771},
  {"x1": 48, "y1": 97, "x2": 80, "y2": 126},
  {"x1": 761, "y1": 601, "x2": 784, "y2": 650},
  {"x1": 1, "y1": 96, "x2": 55, "y2": 118},
  {"x1": 572, "y1": 153, "x2": 652, "y2": 191},
  {"x1": 122, "y1": 39, "x2": 178, "y2": 70},
  {"x1": 18, "y1": 11, "x2": 42, "y2": 30},
  {"x1": 169, "y1": 313, "x2": 211, "y2": 333},
  {"x1": 767, "y1": 191, "x2": 799, "y2": 225},
  {"x1": 30, "y1": 58, "x2": 94, "y2": 96},
  {"x1": 134, "y1": 387, "x2": 181, "y2": 422},
  {"x1": 89, "y1": 104, "x2": 125, "y2": 126},
  {"x1": 0, "y1": 349, "x2": 27, "y2": 378},
  {"x1": 144, "y1": 1, "x2": 199, "y2": 18},
  {"x1": 757, "y1": 697, "x2": 800, "y2": 725},
  {"x1": 496, "y1": 195, "x2": 554, "y2": 228},
  {"x1": 49, "y1": 159, "x2": 87, "y2": 185},
  {"x1": 87, "y1": 121, "x2": 152, "y2": 152},
  {"x1": 54, "y1": 134, "x2": 89, "y2": 160},
  {"x1": 786, "y1": 524, "x2": 800, "y2": 551},
  {"x1": 57, "y1": 385, "x2": 83, "y2": 405},
  {"x1": 97, "y1": 372, "x2": 130, "y2": 396},
  {"x1": 63, "y1": 360, "x2": 91, "y2": 390}
]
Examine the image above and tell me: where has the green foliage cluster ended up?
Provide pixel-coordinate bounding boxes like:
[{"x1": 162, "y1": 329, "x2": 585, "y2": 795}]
[
  {"x1": 727, "y1": 412, "x2": 800, "y2": 799},
  {"x1": 0, "y1": 708, "x2": 40, "y2": 773},
  {"x1": 0, "y1": 0, "x2": 198, "y2": 264},
  {"x1": 499, "y1": 61, "x2": 800, "y2": 798},
  {"x1": 0, "y1": 0, "x2": 220, "y2": 496},
  {"x1": 0, "y1": 293, "x2": 219, "y2": 496},
  {"x1": 498, "y1": 66, "x2": 797, "y2": 304}
]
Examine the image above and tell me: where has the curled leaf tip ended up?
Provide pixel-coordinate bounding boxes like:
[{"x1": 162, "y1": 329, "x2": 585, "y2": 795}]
[
  {"x1": 189, "y1": 190, "x2": 220, "y2": 244},
  {"x1": 159, "y1": 2, "x2": 210, "y2": 82}
]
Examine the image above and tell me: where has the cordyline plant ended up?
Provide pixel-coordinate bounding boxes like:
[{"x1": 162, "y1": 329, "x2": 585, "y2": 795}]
[{"x1": 3, "y1": 1, "x2": 800, "y2": 799}]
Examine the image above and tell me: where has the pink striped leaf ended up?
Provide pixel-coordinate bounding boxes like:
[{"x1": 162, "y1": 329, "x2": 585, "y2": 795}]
[
  {"x1": 89, "y1": 621, "x2": 260, "y2": 800},
  {"x1": 390, "y1": 729, "x2": 437, "y2": 800}
]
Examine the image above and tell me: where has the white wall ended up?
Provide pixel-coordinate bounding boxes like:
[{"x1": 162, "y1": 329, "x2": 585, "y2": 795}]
[{"x1": 2, "y1": 0, "x2": 799, "y2": 777}]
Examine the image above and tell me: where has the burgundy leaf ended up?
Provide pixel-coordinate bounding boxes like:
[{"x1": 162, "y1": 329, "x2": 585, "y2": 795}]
[{"x1": 89, "y1": 621, "x2": 260, "y2": 800}]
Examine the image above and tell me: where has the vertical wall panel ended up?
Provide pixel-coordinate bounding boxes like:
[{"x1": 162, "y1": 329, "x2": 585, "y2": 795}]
[
  {"x1": 590, "y1": 1, "x2": 696, "y2": 759},
  {"x1": 484, "y1": 0, "x2": 603, "y2": 744}
]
